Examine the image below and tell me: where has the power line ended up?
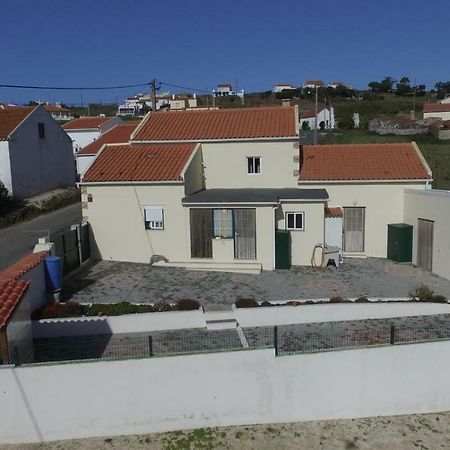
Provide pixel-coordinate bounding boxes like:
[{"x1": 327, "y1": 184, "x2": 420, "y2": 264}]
[
  {"x1": 0, "y1": 82, "x2": 150, "y2": 91},
  {"x1": 159, "y1": 81, "x2": 211, "y2": 94}
]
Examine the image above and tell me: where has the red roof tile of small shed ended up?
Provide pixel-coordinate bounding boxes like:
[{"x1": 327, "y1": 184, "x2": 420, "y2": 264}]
[
  {"x1": 63, "y1": 117, "x2": 114, "y2": 130},
  {"x1": 77, "y1": 122, "x2": 140, "y2": 155},
  {"x1": 325, "y1": 207, "x2": 343, "y2": 218},
  {"x1": 423, "y1": 103, "x2": 450, "y2": 113},
  {"x1": 133, "y1": 107, "x2": 297, "y2": 141},
  {"x1": 0, "y1": 251, "x2": 48, "y2": 282},
  {"x1": 299, "y1": 143, "x2": 431, "y2": 181},
  {"x1": 83, "y1": 143, "x2": 197, "y2": 182},
  {"x1": 0, "y1": 280, "x2": 29, "y2": 328}
]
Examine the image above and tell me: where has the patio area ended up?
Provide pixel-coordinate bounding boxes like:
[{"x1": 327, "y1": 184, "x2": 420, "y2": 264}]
[{"x1": 60, "y1": 258, "x2": 450, "y2": 310}]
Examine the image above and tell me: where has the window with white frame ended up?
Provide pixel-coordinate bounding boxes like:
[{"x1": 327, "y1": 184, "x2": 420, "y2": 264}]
[
  {"x1": 213, "y1": 209, "x2": 233, "y2": 238},
  {"x1": 247, "y1": 156, "x2": 261, "y2": 174},
  {"x1": 285, "y1": 212, "x2": 304, "y2": 231},
  {"x1": 144, "y1": 206, "x2": 164, "y2": 230}
]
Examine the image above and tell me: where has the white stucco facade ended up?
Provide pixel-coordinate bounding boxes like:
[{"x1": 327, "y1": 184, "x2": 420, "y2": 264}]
[
  {"x1": 423, "y1": 111, "x2": 450, "y2": 121},
  {"x1": 300, "y1": 107, "x2": 335, "y2": 130},
  {"x1": 404, "y1": 189, "x2": 450, "y2": 280},
  {"x1": 1, "y1": 106, "x2": 75, "y2": 199}
]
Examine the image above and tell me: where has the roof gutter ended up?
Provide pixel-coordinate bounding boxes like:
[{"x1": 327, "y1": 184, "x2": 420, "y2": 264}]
[{"x1": 298, "y1": 179, "x2": 432, "y2": 184}]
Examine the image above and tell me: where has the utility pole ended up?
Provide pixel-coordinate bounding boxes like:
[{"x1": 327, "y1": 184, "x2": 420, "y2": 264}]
[
  {"x1": 150, "y1": 79, "x2": 159, "y2": 111},
  {"x1": 314, "y1": 85, "x2": 318, "y2": 145}
]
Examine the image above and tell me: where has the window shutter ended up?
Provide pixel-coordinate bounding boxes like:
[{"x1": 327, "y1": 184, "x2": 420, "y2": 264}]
[{"x1": 144, "y1": 206, "x2": 163, "y2": 222}]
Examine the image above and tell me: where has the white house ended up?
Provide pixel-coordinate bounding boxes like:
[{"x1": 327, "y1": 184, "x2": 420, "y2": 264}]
[
  {"x1": 216, "y1": 84, "x2": 233, "y2": 95},
  {"x1": 43, "y1": 103, "x2": 73, "y2": 121},
  {"x1": 76, "y1": 122, "x2": 140, "y2": 177},
  {"x1": 423, "y1": 103, "x2": 450, "y2": 121},
  {"x1": 63, "y1": 116, "x2": 122, "y2": 153},
  {"x1": 0, "y1": 105, "x2": 75, "y2": 199},
  {"x1": 80, "y1": 107, "x2": 432, "y2": 274},
  {"x1": 300, "y1": 106, "x2": 335, "y2": 130},
  {"x1": 303, "y1": 80, "x2": 325, "y2": 89},
  {"x1": 273, "y1": 83, "x2": 297, "y2": 93}
]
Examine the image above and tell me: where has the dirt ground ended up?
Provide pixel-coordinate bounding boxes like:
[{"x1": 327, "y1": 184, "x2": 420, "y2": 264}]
[{"x1": 3, "y1": 412, "x2": 449, "y2": 450}]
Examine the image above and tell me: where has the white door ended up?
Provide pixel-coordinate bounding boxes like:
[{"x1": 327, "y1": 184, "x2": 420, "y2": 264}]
[
  {"x1": 417, "y1": 219, "x2": 433, "y2": 271},
  {"x1": 343, "y1": 207, "x2": 365, "y2": 252}
]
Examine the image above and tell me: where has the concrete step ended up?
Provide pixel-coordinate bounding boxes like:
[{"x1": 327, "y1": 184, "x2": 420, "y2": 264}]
[{"x1": 204, "y1": 310, "x2": 237, "y2": 330}]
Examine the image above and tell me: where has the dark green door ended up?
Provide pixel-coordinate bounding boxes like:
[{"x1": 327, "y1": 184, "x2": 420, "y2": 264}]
[
  {"x1": 275, "y1": 230, "x2": 291, "y2": 269},
  {"x1": 387, "y1": 223, "x2": 413, "y2": 262}
]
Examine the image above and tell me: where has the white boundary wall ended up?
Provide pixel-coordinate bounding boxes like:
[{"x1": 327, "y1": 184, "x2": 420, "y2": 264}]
[
  {"x1": 2, "y1": 342, "x2": 450, "y2": 444},
  {"x1": 233, "y1": 302, "x2": 450, "y2": 327},
  {"x1": 32, "y1": 308, "x2": 205, "y2": 338}
]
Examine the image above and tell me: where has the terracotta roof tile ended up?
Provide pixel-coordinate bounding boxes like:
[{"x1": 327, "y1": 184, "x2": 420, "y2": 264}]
[
  {"x1": 0, "y1": 251, "x2": 48, "y2": 282},
  {"x1": 0, "y1": 106, "x2": 35, "y2": 140},
  {"x1": 0, "y1": 280, "x2": 29, "y2": 328},
  {"x1": 423, "y1": 103, "x2": 450, "y2": 113},
  {"x1": 301, "y1": 108, "x2": 324, "y2": 119},
  {"x1": 133, "y1": 107, "x2": 297, "y2": 141},
  {"x1": 77, "y1": 122, "x2": 140, "y2": 155},
  {"x1": 44, "y1": 104, "x2": 70, "y2": 113},
  {"x1": 299, "y1": 143, "x2": 431, "y2": 181},
  {"x1": 83, "y1": 143, "x2": 197, "y2": 183},
  {"x1": 325, "y1": 207, "x2": 343, "y2": 218},
  {"x1": 62, "y1": 117, "x2": 115, "y2": 130}
]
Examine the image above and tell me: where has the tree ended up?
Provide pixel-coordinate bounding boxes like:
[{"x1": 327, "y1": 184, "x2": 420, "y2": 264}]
[
  {"x1": 301, "y1": 121, "x2": 310, "y2": 131},
  {"x1": 319, "y1": 121, "x2": 325, "y2": 130},
  {"x1": 435, "y1": 81, "x2": 450, "y2": 99},
  {"x1": 396, "y1": 77, "x2": 411, "y2": 96},
  {"x1": 368, "y1": 77, "x2": 396, "y2": 93},
  {"x1": 0, "y1": 181, "x2": 12, "y2": 214}
]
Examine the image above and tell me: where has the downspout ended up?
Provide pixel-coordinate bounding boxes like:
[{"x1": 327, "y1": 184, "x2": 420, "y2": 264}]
[
  {"x1": 272, "y1": 205, "x2": 278, "y2": 270},
  {"x1": 0, "y1": 327, "x2": 10, "y2": 365}
]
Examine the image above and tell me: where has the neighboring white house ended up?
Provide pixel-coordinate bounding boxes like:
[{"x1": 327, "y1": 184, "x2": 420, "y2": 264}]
[
  {"x1": 0, "y1": 105, "x2": 76, "y2": 199},
  {"x1": 43, "y1": 103, "x2": 73, "y2": 121},
  {"x1": 303, "y1": 80, "x2": 325, "y2": 89},
  {"x1": 216, "y1": 84, "x2": 232, "y2": 95},
  {"x1": 423, "y1": 103, "x2": 450, "y2": 121},
  {"x1": 63, "y1": 116, "x2": 122, "y2": 153},
  {"x1": 439, "y1": 96, "x2": 450, "y2": 104},
  {"x1": 81, "y1": 107, "x2": 432, "y2": 274},
  {"x1": 300, "y1": 106, "x2": 335, "y2": 130},
  {"x1": 76, "y1": 121, "x2": 140, "y2": 177},
  {"x1": 273, "y1": 83, "x2": 297, "y2": 93}
]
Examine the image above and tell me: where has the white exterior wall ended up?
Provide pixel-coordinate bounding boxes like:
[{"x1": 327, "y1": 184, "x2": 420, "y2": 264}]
[
  {"x1": 277, "y1": 202, "x2": 325, "y2": 265},
  {"x1": 18, "y1": 263, "x2": 47, "y2": 313},
  {"x1": 300, "y1": 107, "x2": 335, "y2": 130},
  {"x1": 8, "y1": 107, "x2": 75, "y2": 199},
  {"x1": 201, "y1": 141, "x2": 298, "y2": 188},
  {"x1": 76, "y1": 154, "x2": 95, "y2": 178},
  {"x1": 66, "y1": 130, "x2": 101, "y2": 153},
  {"x1": 305, "y1": 182, "x2": 426, "y2": 257},
  {"x1": 0, "y1": 140, "x2": 12, "y2": 194},
  {"x1": 3, "y1": 342, "x2": 450, "y2": 444},
  {"x1": 84, "y1": 184, "x2": 189, "y2": 263},
  {"x1": 423, "y1": 111, "x2": 450, "y2": 121},
  {"x1": 404, "y1": 189, "x2": 450, "y2": 280},
  {"x1": 6, "y1": 290, "x2": 33, "y2": 364}
]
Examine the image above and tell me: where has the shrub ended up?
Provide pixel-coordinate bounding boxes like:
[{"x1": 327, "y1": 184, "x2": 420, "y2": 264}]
[
  {"x1": 36, "y1": 301, "x2": 84, "y2": 319},
  {"x1": 175, "y1": 298, "x2": 200, "y2": 311},
  {"x1": 85, "y1": 302, "x2": 154, "y2": 316},
  {"x1": 286, "y1": 300, "x2": 301, "y2": 306},
  {"x1": 235, "y1": 297, "x2": 258, "y2": 308},
  {"x1": 260, "y1": 301, "x2": 273, "y2": 307},
  {"x1": 329, "y1": 296, "x2": 344, "y2": 303},
  {"x1": 432, "y1": 294, "x2": 448, "y2": 303},
  {"x1": 152, "y1": 300, "x2": 172, "y2": 312},
  {"x1": 409, "y1": 283, "x2": 434, "y2": 302},
  {"x1": 355, "y1": 297, "x2": 369, "y2": 303}
]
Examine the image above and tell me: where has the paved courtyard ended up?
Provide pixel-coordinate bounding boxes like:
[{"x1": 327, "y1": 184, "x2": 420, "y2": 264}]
[{"x1": 60, "y1": 257, "x2": 450, "y2": 310}]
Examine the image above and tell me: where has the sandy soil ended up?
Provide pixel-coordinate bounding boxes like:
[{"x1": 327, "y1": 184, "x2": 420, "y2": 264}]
[{"x1": 2, "y1": 412, "x2": 449, "y2": 450}]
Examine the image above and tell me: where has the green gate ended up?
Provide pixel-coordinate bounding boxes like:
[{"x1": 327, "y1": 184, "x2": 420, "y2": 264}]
[
  {"x1": 275, "y1": 230, "x2": 291, "y2": 270},
  {"x1": 51, "y1": 222, "x2": 90, "y2": 276}
]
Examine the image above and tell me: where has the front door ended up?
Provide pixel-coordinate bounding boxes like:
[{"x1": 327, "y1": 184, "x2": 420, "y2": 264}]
[
  {"x1": 343, "y1": 207, "x2": 365, "y2": 252},
  {"x1": 234, "y1": 209, "x2": 256, "y2": 259},
  {"x1": 190, "y1": 209, "x2": 212, "y2": 258},
  {"x1": 417, "y1": 218, "x2": 434, "y2": 271}
]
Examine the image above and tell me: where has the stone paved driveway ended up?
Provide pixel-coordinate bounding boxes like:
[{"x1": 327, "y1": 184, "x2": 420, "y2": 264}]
[{"x1": 61, "y1": 258, "x2": 450, "y2": 310}]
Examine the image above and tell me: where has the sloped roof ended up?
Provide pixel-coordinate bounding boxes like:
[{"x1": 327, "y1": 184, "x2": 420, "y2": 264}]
[
  {"x1": 62, "y1": 117, "x2": 114, "y2": 130},
  {"x1": 44, "y1": 104, "x2": 70, "y2": 113},
  {"x1": 0, "y1": 106, "x2": 35, "y2": 140},
  {"x1": 300, "y1": 108, "x2": 324, "y2": 119},
  {"x1": 423, "y1": 103, "x2": 450, "y2": 113},
  {"x1": 83, "y1": 143, "x2": 197, "y2": 183},
  {"x1": 299, "y1": 143, "x2": 431, "y2": 181},
  {"x1": 0, "y1": 251, "x2": 48, "y2": 282},
  {"x1": 132, "y1": 107, "x2": 298, "y2": 141},
  {"x1": 0, "y1": 280, "x2": 30, "y2": 328},
  {"x1": 77, "y1": 122, "x2": 140, "y2": 155}
]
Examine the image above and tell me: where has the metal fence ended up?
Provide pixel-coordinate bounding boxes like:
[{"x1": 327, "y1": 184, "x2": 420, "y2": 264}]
[
  {"x1": 20, "y1": 314, "x2": 450, "y2": 366},
  {"x1": 51, "y1": 221, "x2": 90, "y2": 275}
]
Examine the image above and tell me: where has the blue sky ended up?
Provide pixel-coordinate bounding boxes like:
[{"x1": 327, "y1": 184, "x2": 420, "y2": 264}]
[{"x1": 1, "y1": 0, "x2": 449, "y2": 105}]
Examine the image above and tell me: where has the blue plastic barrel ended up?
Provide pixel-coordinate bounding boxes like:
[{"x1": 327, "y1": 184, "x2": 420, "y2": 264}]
[{"x1": 44, "y1": 256, "x2": 63, "y2": 292}]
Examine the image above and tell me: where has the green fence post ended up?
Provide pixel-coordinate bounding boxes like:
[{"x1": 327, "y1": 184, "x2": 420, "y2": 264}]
[
  {"x1": 274, "y1": 326, "x2": 278, "y2": 356},
  {"x1": 390, "y1": 324, "x2": 395, "y2": 345},
  {"x1": 148, "y1": 336, "x2": 154, "y2": 357}
]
